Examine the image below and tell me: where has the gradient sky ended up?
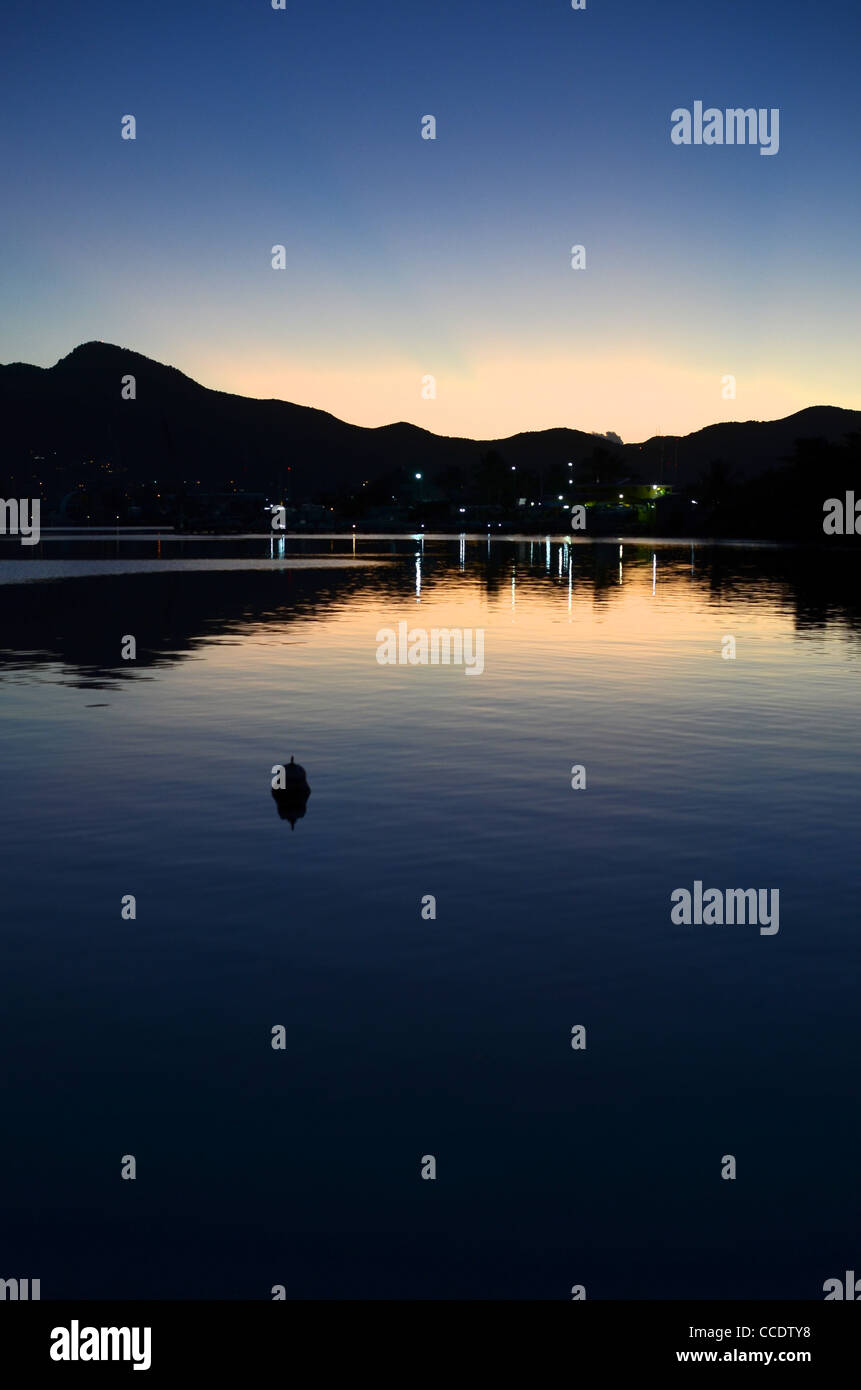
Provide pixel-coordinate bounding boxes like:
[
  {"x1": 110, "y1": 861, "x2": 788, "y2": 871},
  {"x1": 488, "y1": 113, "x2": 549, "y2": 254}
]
[{"x1": 2, "y1": 0, "x2": 860, "y2": 442}]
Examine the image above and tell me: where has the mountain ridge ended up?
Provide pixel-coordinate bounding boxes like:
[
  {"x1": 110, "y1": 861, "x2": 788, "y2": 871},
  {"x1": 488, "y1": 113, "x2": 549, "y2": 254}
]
[{"x1": 2, "y1": 342, "x2": 859, "y2": 509}]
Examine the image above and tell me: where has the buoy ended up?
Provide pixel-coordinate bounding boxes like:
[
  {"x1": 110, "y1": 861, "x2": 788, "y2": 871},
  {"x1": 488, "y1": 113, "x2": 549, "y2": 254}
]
[{"x1": 272, "y1": 756, "x2": 311, "y2": 830}]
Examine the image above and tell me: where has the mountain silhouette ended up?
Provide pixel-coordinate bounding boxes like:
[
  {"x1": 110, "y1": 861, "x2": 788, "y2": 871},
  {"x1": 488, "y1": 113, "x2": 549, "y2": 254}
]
[{"x1": 2, "y1": 341, "x2": 859, "y2": 504}]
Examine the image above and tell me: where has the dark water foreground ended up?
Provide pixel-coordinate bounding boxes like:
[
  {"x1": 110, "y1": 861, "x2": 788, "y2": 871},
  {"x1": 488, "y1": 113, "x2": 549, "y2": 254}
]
[{"x1": 0, "y1": 534, "x2": 858, "y2": 1299}]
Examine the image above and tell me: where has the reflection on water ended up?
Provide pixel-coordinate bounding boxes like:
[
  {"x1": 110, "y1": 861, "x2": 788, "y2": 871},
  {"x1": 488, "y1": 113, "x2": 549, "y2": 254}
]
[
  {"x1": 0, "y1": 535, "x2": 859, "y2": 1299},
  {"x1": 1, "y1": 535, "x2": 860, "y2": 689}
]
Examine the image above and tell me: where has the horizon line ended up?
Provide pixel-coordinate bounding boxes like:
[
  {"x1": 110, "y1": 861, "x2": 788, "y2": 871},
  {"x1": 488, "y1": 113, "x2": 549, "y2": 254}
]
[{"x1": 2, "y1": 339, "x2": 860, "y2": 449}]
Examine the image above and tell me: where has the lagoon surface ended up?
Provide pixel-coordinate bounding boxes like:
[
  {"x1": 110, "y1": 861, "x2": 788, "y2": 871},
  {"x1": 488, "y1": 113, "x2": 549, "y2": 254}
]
[{"x1": 0, "y1": 534, "x2": 859, "y2": 1299}]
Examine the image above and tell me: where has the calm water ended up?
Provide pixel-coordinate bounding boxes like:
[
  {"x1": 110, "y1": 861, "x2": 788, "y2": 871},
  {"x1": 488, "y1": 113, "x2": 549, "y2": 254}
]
[{"x1": 0, "y1": 534, "x2": 859, "y2": 1299}]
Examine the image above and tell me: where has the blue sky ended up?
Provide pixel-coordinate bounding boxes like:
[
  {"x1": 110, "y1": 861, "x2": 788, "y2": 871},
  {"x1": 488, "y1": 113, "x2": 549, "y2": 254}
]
[{"x1": 1, "y1": 0, "x2": 859, "y2": 440}]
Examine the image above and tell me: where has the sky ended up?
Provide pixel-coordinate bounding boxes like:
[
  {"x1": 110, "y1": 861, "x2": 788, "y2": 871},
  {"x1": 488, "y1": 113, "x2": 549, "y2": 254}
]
[{"x1": 1, "y1": 0, "x2": 860, "y2": 443}]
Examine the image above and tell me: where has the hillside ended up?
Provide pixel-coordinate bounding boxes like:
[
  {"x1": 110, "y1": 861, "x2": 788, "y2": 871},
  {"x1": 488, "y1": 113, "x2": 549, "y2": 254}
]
[{"x1": 1, "y1": 343, "x2": 859, "y2": 516}]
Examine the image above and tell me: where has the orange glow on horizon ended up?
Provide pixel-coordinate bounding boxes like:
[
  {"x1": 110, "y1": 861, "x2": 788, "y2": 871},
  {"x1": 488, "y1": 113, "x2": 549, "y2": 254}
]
[{"x1": 189, "y1": 348, "x2": 861, "y2": 445}]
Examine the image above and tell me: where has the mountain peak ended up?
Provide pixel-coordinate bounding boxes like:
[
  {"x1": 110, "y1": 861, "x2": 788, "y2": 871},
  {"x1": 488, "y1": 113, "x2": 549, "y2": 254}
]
[
  {"x1": 56, "y1": 341, "x2": 158, "y2": 368},
  {"x1": 52, "y1": 342, "x2": 198, "y2": 388}
]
